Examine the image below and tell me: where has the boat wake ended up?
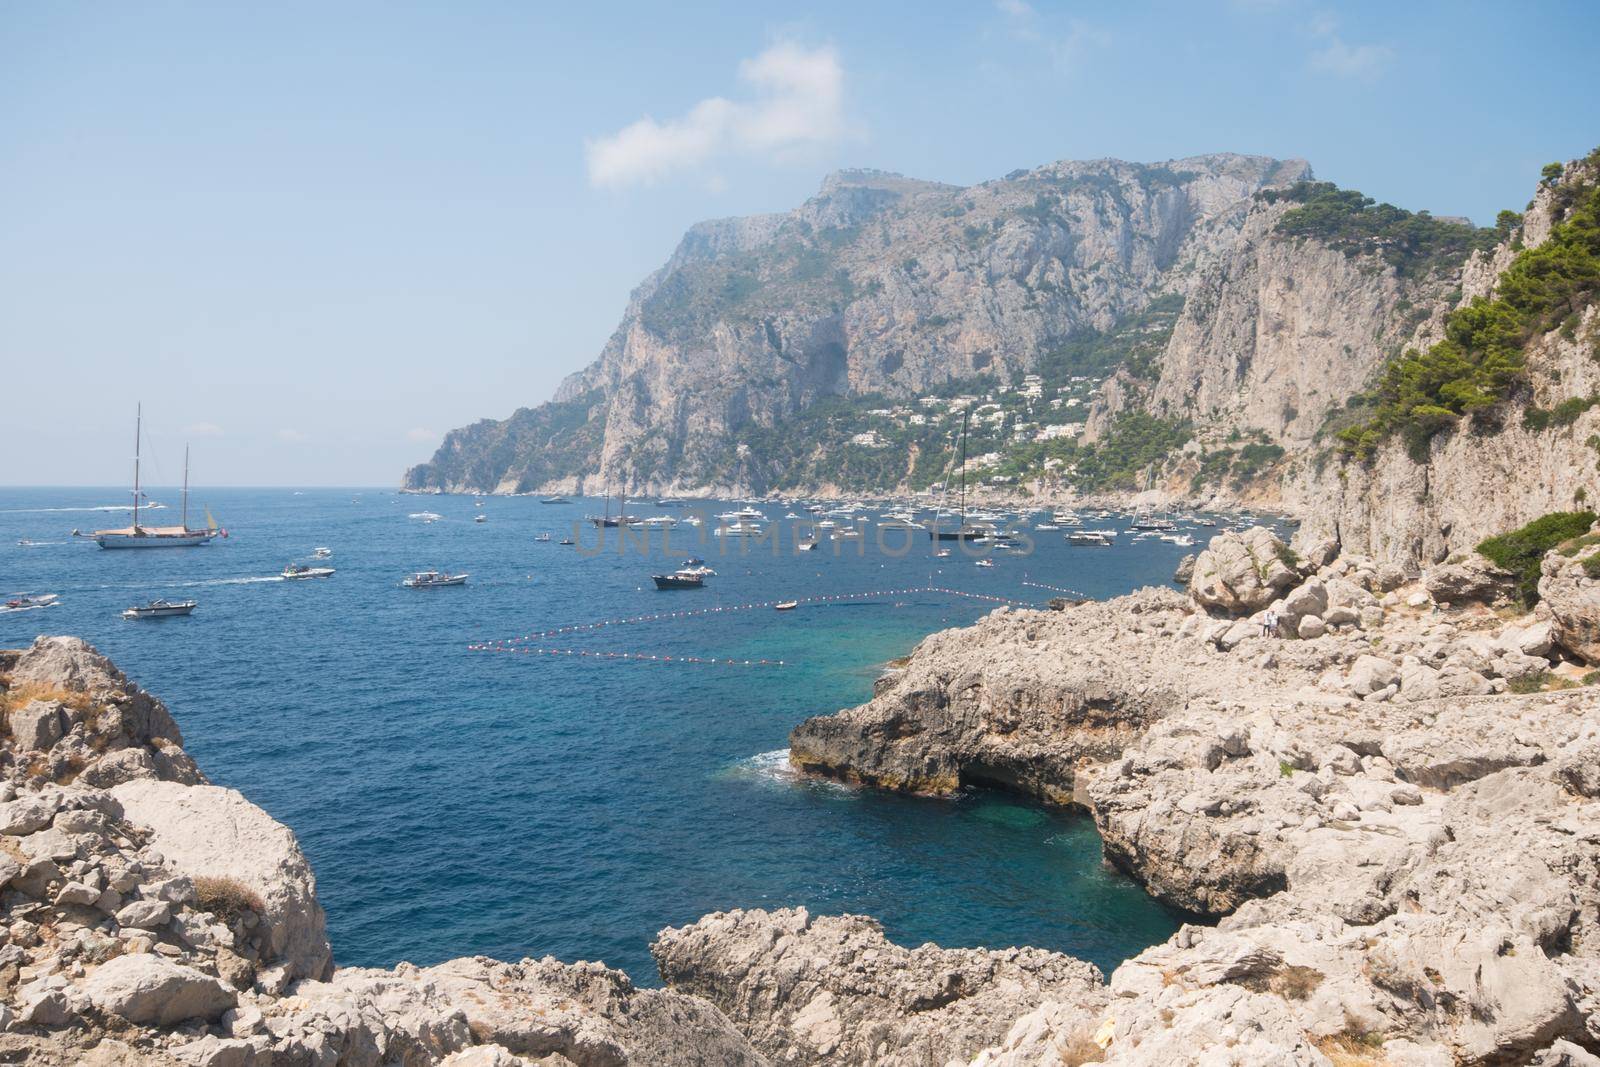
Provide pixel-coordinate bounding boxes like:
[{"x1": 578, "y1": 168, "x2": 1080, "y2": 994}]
[{"x1": 1, "y1": 503, "x2": 164, "y2": 514}]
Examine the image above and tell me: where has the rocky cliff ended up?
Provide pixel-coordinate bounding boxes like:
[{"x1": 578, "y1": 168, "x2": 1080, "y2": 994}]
[
  {"x1": 405, "y1": 154, "x2": 1311, "y2": 495},
  {"x1": 1291, "y1": 153, "x2": 1600, "y2": 566}
]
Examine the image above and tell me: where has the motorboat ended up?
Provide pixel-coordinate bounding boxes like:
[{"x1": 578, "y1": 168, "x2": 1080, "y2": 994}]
[
  {"x1": 651, "y1": 568, "x2": 706, "y2": 590},
  {"x1": 797, "y1": 538, "x2": 818, "y2": 552},
  {"x1": 718, "y1": 507, "x2": 767, "y2": 522},
  {"x1": 474, "y1": 514, "x2": 487, "y2": 524},
  {"x1": 774, "y1": 601, "x2": 798, "y2": 611},
  {"x1": 2, "y1": 593, "x2": 59, "y2": 614},
  {"x1": 559, "y1": 536, "x2": 575, "y2": 545},
  {"x1": 975, "y1": 558, "x2": 996, "y2": 568},
  {"x1": 312, "y1": 547, "x2": 333, "y2": 559},
  {"x1": 1067, "y1": 531, "x2": 1114, "y2": 547},
  {"x1": 402, "y1": 570, "x2": 468, "y2": 588},
  {"x1": 282, "y1": 563, "x2": 336, "y2": 579},
  {"x1": 1161, "y1": 533, "x2": 1196, "y2": 547},
  {"x1": 677, "y1": 558, "x2": 716, "y2": 576},
  {"x1": 1035, "y1": 523, "x2": 1060, "y2": 531},
  {"x1": 122, "y1": 598, "x2": 197, "y2": 620},
  {"x1": 540, "y1": 497, "x2": 568, "y2": 504},
  {"x1": 715, "y1": 521, "x2": 765, "y2": 536},
  {"x1": 534, "y1": 533, "x2": 552, "y2": 542}
]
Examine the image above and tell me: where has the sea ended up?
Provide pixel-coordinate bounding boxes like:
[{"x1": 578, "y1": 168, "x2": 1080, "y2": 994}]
[{"x1": 0, "y1": 488, "x2": 1259, "y2": 982}]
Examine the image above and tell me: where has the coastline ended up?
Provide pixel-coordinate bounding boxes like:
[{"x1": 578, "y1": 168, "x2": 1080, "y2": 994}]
[{"x1": 3, "y1": 518, "x2": 1598, "y2": 1062}]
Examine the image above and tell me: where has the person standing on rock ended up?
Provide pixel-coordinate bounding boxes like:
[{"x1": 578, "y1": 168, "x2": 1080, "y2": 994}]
[{"x1": 1261, "y1": 609, "x2": 1277, "y2": 638}]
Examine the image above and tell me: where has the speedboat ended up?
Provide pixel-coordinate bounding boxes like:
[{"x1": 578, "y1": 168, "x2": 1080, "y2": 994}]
[
  {"x1": 312, "y1": 547, "x2": 333, "y2": 559},
  {"x1": 774, "y1": 601, "x2": 798, "y2": 611},
  {"x1": 975, "y1": 558, "x2": 996, "y2": 568},
  {"x1": 676, "y1": 558, "x2": 717, "y2": 576},
  {"x1": 402, "y1": 570, "x2": 468, "y2": 588},
  {"x1": 1067, "y1": 531, "x2": 1114, "y2": 547},
  {"x1": 540, "y1": 497, "x2": 568, "y2": 504},
  {"x1": 797, "y1": 538, "x2": 818, "y2": 551},
  {"x1": 715, "y1": 521, "x2": 765, "y2": 536},
  {"x1": 282, "y1": 563, "x2": 335, "y2": 579},
  {"x1": 121, "y1": 598, "x2": 197, "y2": 620},
  {"x1": 559, "y1": 536, "x2": 575, "y2": 545},
  {"x1": 2, "y1": 593, "x2": 59, "y2": 614},
  {"x1": 475, "y1": 514, "x2": 487, "y2": 524},
  {"x1": 534, "y1": 533, "x2": 552, "y2": 543}
]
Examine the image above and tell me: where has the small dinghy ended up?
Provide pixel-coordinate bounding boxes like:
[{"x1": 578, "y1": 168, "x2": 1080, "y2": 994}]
[
  {"x1": 402, "y1": 570, "x2": 469, "y2": 588},
  {"x1": 122, "y1": 598, "x2": 197, "y2": 620},
  {"x1": 774, "y1": 601, "x2": 798, "y2": 611}
]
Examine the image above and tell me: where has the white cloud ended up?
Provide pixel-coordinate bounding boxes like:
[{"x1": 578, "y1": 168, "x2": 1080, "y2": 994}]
[
  {"x1": 994, "y1": 0, "x2": 1034, "y2": 17},
  {"x1": 277, "y1": 428, "x2": 307, "y2": 444},
  {"x1": 585, "y1": 42, "x2": 847, "y2": 188},
  {"x1": 406, "y1": 427, "x2": 438, "y2": 443},
  {"x1": 1307, "y1": 14, "x2": 1392, "y2": 79},
  {"x1": 185, "y1": 421, "x2": 224, "y2": 438}
]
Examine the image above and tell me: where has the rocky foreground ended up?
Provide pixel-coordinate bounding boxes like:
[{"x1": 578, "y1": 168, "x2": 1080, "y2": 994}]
[
  {"x1": 4, "y1": 523, "x2": 1600, "y2": 1065},
  {"x1": 787, "y1": 524, "x2": 1600, "y2": 1065}
]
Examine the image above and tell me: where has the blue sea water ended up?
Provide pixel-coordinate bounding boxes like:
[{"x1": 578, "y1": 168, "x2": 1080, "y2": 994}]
[{"x1": 0, "y1": 488, "x2": 1238, "y2": 982}]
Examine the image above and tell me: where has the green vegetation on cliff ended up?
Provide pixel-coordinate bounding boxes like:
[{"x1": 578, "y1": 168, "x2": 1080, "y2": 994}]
[
  {"x1": 1477, "y1": 509, "x2": 1598, "y2": 606},
  {"x1": 1261, "y1": 181, "x2": 1496, "y2": 279},
  {"x1": 1337, "y1": 152, "x2": 1600, "y2": 462}
]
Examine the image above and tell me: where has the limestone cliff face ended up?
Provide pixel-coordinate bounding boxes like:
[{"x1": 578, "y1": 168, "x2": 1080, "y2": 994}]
[
  {"x1": 406, "y1": 155, "x2": 1310, "y2": 494},
  {"x1": 1293, "y1": 160, "x2": 1600, "y2": 565},
  {"x1": 1091, "y1": 199, "x2": 1455, "y2": 449}
]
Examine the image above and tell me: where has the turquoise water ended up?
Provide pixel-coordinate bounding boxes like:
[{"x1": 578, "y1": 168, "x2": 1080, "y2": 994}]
[{"x1": 1, "y1": 488, "x2": 1216, "y2": 980}]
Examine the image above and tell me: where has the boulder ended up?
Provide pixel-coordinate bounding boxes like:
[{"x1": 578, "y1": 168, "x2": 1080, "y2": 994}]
[
  {"x1": 116, "y1": 899, "x2": 172, "y2": 929},
  {"x1": 1539, "y1": 546, "x2": 1600, "y2": 664},
  {"x1": 84, "y1": 953, "x2": 236, "y2": 1025},
  {"x1": 1188, "y1": 527, "x2": 1299, "y2": 615},
  {"x1": 112, "y1": 780, "x2": 332, "y2": 982},
  {"x1": 1297, "y1": 615, "x2": 1327, "y2": 639},
  {"x1": 1281, "y1": 578, "x2": 1328, "y2": 624},
  {"x1": 1424, "y1": 554, "x2": 1518, "y2": 606},
  {"x1": 1347, "y1": 654, "x2": 1399, "y2": 697},
  {"x1": 9, "y1": 701, "x2": 64, "y2": 752}
]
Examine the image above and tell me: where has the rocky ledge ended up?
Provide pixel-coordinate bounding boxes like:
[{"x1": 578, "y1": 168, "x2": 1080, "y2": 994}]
[{"x1": 788, "y1": 524, "x2": 1600, "y2": 1064}]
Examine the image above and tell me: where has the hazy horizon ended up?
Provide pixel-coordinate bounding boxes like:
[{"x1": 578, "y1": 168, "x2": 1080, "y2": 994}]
[{"x1": 5, "y1": 1, "x2": 1598, "y2": 486}]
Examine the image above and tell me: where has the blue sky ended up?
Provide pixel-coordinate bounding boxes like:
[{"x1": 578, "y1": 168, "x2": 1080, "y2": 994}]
[{"x1": 3, "y1": 1, "x2": 1596, "y2": 486}]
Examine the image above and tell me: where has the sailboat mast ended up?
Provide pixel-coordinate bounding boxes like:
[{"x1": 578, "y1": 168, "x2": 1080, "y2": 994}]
[
  {"x1": 182, "y1": 445, "x2": 190, "y2": 531},
  {"x1": 132, "y1": 403, "x2": 142, "y2": 530},
  {"x1": 959, "y1": 409, "x2": 970, "y2": 523}
]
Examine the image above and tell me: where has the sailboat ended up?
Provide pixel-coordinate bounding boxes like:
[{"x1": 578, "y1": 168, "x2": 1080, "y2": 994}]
[
  {"x1": 929, "y1": 411, "x2": 984, "y2": 542},
  {"x1": 587, "y1": 482, "x2": 639, "y2": 528},
  {"x1": 91, "y1": 407, "x2": 220, "y2": 549}
]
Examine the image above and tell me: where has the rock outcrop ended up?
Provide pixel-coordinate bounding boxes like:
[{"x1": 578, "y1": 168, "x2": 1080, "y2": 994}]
[
  {"x1": 786, "y1": 534, "x2": 1600, "y2": 1063},
  {"x1": 1541, "y1": 532, "x2": 1600, "y2": 664},
  {"x1": 653, "y1": 908, "x2": 1105, "y2": 1066}
]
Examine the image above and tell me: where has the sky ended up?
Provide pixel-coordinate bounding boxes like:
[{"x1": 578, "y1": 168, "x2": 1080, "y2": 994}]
[{"x1": 3, "y1": 1, "x2": 1596, "y2": 487}]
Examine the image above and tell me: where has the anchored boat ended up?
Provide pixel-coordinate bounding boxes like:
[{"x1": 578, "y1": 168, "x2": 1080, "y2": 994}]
[
  {"x1": 401, "y1": 570, "x2": 468, "y2": 588},
  {"x1": 121, "y1": 599, "x2": 197, "y2": 620}
]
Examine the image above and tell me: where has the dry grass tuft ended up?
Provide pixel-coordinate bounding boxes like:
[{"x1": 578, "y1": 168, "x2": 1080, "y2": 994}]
[
  {"x1": 1270, "y1": 964, "x2": 1325, "y2": 1001},
  {"x1": 1056, "y1": 1031, "x2": 1106, "y2": 1066},
  {"x1": 2, "y1": 681, "x2": 95, "y2": 714},
  {"x1": 1314, "y1": 1031, "x2": 1390, "y2": 1066},
  {"x1": 194, "y1": 876, "x2": 266, "y2": 926}
]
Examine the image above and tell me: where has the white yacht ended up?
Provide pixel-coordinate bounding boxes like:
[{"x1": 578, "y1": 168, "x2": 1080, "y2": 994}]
[
  {"x1": 402, "y1": 570, "x2": 468, "y2": 588},
  {"x1": 122, "y1": 599, "x2": 197, "y2": 620}
]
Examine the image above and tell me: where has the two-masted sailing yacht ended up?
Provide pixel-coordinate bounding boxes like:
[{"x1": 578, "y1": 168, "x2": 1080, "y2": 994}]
[{"x1": 90, "y1": 406, "x2": 221, "y2": 548}]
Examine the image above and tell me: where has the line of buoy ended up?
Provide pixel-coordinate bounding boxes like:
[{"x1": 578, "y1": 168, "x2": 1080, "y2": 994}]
[
  {"x1": 468, "y1": 645, "x2": 785, "y2": 667},
  {"x1": 1021, "y1": 579, "x2": 1093, "y2": 599}
]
